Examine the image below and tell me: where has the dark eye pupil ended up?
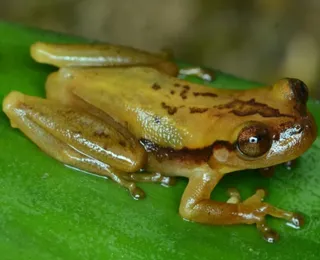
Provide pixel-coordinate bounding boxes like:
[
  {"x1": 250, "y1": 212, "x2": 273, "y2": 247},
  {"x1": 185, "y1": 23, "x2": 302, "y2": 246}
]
[{"x1": 249, "y1": 136, "x2": 259, "y2": 143}]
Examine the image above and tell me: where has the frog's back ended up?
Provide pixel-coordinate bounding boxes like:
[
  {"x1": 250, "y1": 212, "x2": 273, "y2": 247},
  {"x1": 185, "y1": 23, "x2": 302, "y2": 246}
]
[{"x1": 58, "y1": 67, "x2": 296, "y2": 149}]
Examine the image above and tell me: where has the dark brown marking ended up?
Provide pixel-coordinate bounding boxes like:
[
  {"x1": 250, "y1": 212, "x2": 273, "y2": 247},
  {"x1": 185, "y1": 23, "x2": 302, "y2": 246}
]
[
  {"x1": 212, "y1": 141, "x2": 235, "y2": 152},
  {"x1": 140, "y1": 139, "x2": 235, "y2": 164},
  {"x1": 214, "y1": 99, "x2": 293, "y2": 118},
  {"x1": 152, "y1": 83, "x2": 161, "y2": 90},
  {"x1": 170, "y1": 90, "x2": 175, "y2": 95},
  {"x1": 294, "y1": 103, "x2": 307, "y2": 117},
  {"x1": 119, "y1": 140, "x2": 126, "y2": 147},
  {"x1": 174, "y1": 83, "x2": 180, "y2": 87},
  {"x1": 161, "y1": 102, "x2": 178, "y2": 115},
  {"x1": 193, "y1": 92, "x2": 218, "y2": 98},
  {"x1": 180, "y1": 86, "x2": 190, "y2": 100},
  {"x1": 287, "y1": 78, "x2": 308, "y2": 104},
  {"x1": 140, "y1": 139, "x2": 213, "y2": 163},
  {"x1": 94, "y1": 129, "x2": 110, "y2": 139},
  {"x1": 180, "y1": 91, "x2": 187, "y2": 99},
  {"x1": 189, "y1": 107, "x2": 209, "y2": 113}
]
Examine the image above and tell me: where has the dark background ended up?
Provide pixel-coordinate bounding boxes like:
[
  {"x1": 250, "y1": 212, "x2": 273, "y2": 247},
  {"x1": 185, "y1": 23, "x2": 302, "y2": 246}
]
[{"x1": 1, "y1": 0, "x2": 319, "y2": 97}]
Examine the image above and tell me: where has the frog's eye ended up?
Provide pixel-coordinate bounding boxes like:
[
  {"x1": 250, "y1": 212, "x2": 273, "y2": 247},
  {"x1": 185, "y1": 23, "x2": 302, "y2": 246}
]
[{"x1": 237, "y1": 123, "x2": 272, "y2": 158}]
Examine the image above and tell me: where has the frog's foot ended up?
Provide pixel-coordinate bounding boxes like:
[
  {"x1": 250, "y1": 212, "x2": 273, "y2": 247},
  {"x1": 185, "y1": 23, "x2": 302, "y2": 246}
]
[
  {"x1": 123, "y1": 172, "x2": 177, "y2": 187},
  {"x1": 226, "y1": 188, "x2": 303, "y2": 242},
  {"x1": 179, "y1": 172, "x2": 304, "y2": 243},
  {"x1": 179, "y1": 67, "x2": 215, "y2": 81},
  {"x1": 243, "y1": 189, "x2": 304, "y2": 242}
]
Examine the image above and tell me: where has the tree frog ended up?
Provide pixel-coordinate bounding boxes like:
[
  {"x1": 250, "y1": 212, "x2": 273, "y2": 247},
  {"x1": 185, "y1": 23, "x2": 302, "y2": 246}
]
[{"x1": 2, "y1": 42, "x2": 317, "y2": 243}]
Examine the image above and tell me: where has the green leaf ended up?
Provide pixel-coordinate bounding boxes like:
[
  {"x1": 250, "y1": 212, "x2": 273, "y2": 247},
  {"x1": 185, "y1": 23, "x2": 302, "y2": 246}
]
[{"x1": 0, "y1": 21, "x2": 319, "y2": 260}]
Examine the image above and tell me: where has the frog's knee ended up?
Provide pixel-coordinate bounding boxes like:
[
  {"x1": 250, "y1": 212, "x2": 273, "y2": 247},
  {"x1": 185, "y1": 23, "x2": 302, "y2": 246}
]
[{"x1": 178, "y1": 200, "x2": 196, "y2": 221}]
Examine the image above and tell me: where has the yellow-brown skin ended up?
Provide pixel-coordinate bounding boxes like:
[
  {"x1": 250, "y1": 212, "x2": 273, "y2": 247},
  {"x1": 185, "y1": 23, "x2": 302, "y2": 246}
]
[{"x1": 2, "y1": 42, "x2": 318, "y2": 243}]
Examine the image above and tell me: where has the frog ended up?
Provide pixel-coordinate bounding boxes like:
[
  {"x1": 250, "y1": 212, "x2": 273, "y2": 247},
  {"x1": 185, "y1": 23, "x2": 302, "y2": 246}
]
[{"x1": 2, "y1": 42, "x2": 318, "y2": 243}]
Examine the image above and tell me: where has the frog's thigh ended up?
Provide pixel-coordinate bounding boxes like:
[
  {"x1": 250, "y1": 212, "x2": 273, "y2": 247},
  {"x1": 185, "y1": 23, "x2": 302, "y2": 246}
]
[{"x1": 3, "y1": 91, "x2": 146, "y2": 199}]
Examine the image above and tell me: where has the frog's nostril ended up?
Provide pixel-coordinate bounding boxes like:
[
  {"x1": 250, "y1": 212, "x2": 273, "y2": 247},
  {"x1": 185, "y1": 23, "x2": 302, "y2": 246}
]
[{"x1": 287, "y1": 78, "x2": 309, "y2": 104}]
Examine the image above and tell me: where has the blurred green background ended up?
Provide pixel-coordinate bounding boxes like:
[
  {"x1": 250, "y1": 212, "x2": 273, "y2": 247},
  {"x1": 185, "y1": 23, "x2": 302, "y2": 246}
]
[{"x1": 1, "y1": 0, "x2": 319, "y2": 98}]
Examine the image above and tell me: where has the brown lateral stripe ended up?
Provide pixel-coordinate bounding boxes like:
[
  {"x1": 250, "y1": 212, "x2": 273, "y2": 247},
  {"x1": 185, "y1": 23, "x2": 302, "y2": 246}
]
[
  {"x1": 151, "y1": 83, "x2": 161, "y2": 90},
  {"x1": 140, "y1": 139, "x2": 234, "y2": 164},
  {"x1": 140, "y1": 138, "x2": 213, "y2": 163},
  {"x1": 189, "y1": 107, "x2": 208, "y2": 113},
  {"x1": 193, "y1": 92, "x2": 217, "y2": 98}
]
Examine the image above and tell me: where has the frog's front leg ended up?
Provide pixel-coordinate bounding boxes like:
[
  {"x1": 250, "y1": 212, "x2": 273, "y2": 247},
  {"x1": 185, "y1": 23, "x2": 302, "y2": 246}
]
[
  {"x1": 180, "y1": 168, "x2": 304, "y2": 242},
  {"x1": 2, "y1": 91, "x2": 147, "y2": 199},
  {"x1": 30, "y1": 42, "x2": 214, "y2": 81}
]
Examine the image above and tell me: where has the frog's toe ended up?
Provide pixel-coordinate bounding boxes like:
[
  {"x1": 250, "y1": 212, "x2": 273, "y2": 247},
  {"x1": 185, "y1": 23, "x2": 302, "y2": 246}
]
[
  {"x1": 243, "y1": 189, "x2": 267, "y2": 205},
  {"x1": 289, "y1": 213, "x2": 305, "y2": 228},
  {"x1": 128, "y1": 184, "x2": 145, "y2": 200},
  {"x1": 257, "y1": 221, "x2": 280, "y2": 243},
  {"x1": 226, "y1": 188, "x2": 241, "y2": 204}
]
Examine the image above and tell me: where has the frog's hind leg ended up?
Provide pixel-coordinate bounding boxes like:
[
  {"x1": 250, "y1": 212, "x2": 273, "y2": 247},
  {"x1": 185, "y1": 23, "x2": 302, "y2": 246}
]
[
  {"x1": 3, "y1": 91, "x2": 146, "y2": 200},
  {"x1": 30, "y1": 42, "x2": 214, "y2": 81},
  {"x1": 30, "y1": 42, "x2": 179, "y2": 77},
  {"x1": 179, "y1": 168, "x2": 304, "y2": 243}
]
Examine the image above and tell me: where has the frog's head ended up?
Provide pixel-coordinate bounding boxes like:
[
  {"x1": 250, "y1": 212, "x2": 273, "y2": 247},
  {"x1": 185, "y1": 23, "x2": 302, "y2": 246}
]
[{"x1": 209, "y1": 78, "x2": 317, "y2": 172}]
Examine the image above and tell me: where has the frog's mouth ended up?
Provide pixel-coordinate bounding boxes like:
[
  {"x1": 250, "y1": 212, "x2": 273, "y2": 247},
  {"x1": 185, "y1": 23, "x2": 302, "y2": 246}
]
[{"x1": 266, "y1": 113, "x2": 317, "y2": 162}]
